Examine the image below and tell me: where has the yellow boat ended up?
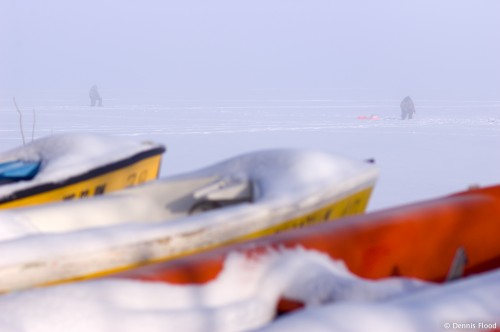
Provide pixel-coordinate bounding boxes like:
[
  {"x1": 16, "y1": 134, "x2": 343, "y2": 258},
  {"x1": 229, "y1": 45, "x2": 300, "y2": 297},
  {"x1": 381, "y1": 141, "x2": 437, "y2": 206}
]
[
  {"x1": 0, "y1": 149, "x2": 377, "y2": 292},
  {"x1": 0, "y1": 133, "x2": 165, "y2": 209}
]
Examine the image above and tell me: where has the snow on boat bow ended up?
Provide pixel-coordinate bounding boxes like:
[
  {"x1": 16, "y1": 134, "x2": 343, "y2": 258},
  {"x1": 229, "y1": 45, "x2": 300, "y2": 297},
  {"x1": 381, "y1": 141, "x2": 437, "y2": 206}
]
[{"x1": 0, "y1": 134, "x2": 165, "y2": 209}]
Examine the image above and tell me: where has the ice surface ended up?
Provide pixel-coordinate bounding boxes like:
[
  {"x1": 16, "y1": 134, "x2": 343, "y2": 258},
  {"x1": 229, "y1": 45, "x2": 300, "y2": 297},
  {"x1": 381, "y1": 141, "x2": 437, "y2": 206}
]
[{"x1": 1, "y1": 99, "x2": 498, "y2": 210}]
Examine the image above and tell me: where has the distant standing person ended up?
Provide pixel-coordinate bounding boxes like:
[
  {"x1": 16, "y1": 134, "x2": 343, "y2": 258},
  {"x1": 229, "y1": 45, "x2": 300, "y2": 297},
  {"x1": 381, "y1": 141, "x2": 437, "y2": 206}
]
[
  {"x1": 89, "y1": 85, "x2": 103, "y2": 107},
  {"x1": 400, "y1": 96, "x2": 416, "y2": 120}
]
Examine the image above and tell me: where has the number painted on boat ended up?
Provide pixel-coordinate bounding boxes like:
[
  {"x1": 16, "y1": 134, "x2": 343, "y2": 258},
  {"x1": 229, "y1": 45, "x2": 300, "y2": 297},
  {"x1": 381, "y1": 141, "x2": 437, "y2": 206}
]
[{"x1": 62, "y1": 184, "x2": 107, "y2": 201}]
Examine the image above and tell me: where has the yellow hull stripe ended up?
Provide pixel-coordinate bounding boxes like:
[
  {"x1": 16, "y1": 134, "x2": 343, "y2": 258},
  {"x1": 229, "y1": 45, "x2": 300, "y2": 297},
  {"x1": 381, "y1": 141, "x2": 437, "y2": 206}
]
[{"x1": 0, "y1": 154, "x2": 163, "y2": 209}]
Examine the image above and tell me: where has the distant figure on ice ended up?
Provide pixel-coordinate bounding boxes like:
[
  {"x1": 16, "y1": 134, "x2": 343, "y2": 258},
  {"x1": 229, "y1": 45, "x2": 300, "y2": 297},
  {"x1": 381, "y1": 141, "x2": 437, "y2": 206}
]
[
  {"x1": 89, "y1": 85, "x2": 102, "y2": 107},
  {"x1": 400, "y1": 96, "x2": 416, "y2": 120}
]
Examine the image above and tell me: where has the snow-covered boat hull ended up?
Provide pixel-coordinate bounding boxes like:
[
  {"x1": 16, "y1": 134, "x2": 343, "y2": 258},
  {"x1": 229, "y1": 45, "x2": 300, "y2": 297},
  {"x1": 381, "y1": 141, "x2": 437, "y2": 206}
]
[
  {"x1": 115, "y1": 184, "x2": 500, "y2": 290},
  {"x1": 0, "y1": 134, "x2": 165, "y2": 209},
  {"x1": 0, "y1": 150, "x2": 378, "y2": 292}
]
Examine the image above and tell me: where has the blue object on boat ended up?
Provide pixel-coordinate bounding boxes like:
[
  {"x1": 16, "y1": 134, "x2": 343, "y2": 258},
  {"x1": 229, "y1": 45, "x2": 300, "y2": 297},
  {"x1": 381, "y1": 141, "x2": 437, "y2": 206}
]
[{"x1": 0, "y1": 160, "x2": 41, "y2": 184}]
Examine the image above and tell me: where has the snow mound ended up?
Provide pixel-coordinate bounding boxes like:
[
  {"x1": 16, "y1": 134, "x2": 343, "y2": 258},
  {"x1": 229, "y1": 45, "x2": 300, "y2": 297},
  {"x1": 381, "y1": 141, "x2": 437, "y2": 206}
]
[
  {"x1": 257, "y1": 267, "x2": 500, "y2": 332},
  {"x1": 0, "y1": 248, "x2": 431, "y2": 332}
]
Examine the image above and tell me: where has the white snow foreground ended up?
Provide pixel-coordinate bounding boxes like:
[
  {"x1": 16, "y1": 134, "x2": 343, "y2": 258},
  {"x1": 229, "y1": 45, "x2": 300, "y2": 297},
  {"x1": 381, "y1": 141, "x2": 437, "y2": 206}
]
[
  {"x1": 0, "y1": 248, "x2": 433, "y2": 332},
  {"x1": 256, "y1": 263, "x2": 500, "y2": 332}
]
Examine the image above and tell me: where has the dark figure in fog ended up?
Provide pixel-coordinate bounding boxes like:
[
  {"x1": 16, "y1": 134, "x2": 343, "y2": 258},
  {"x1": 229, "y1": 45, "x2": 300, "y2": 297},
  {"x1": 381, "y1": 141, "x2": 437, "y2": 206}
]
[
  {"x1": 89, "y1": 85, "x2": 103, "y2": 107},
  {"x1": 400, "y1": 96, "x2": 416, "y2": 120}
]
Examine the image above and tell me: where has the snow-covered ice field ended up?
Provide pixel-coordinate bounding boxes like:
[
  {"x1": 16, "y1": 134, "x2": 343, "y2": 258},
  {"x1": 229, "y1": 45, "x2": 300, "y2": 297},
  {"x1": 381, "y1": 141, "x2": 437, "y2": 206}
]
[
  {"x1": 1, "y1": 97, "x2": 499, "y2": 211},
  {"x1": 0, "y1": 97, "x2": 499, "y2": 332}
]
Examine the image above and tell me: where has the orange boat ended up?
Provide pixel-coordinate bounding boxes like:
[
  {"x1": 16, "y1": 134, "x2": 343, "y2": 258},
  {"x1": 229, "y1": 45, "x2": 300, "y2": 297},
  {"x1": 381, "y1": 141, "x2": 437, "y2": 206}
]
[{"x1": 115, "y1": 184, "x2": 500, "y2": 288}]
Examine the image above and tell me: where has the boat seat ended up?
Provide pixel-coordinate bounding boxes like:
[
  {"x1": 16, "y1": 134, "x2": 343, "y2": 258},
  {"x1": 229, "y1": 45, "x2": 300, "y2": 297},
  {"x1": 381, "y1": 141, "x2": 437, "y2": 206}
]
[{"x1": 190, "y1": 177, "x2": 253, "y2": 214}]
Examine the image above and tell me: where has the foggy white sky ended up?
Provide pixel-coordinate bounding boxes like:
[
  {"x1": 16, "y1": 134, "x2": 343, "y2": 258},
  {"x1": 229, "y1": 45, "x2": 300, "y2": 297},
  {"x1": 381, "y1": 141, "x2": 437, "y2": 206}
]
[{"x1": 1, "y1": 0, "x2": 499, "y2": 101}]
